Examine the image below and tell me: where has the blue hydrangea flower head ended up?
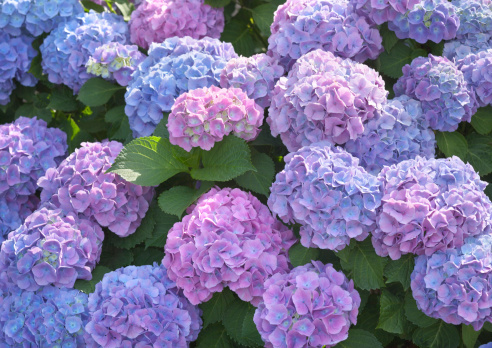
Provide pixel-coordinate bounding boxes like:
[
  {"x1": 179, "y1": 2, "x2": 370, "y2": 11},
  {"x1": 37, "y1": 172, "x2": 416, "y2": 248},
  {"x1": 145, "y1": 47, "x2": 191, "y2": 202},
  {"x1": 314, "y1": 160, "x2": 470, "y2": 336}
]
[
  {"x1": 351, "y1": 0, "x2": 420, "y2": 25},
  {"x1": 456, "y1": 49, "x2": 492, "y2": 107},
  {"x1": 0, "y1": 194, "x2": 38, "y2": 245},
  {"x1": 443, "y1": 38, "x2": 492, "y2": 60}
]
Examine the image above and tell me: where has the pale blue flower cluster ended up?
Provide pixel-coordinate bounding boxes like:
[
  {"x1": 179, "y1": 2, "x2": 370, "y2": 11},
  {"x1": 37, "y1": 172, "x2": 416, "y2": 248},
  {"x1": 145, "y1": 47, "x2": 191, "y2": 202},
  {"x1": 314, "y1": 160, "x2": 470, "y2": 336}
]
[{"x1": 456, "y1": 49, "x2": 492, "y2": 107}]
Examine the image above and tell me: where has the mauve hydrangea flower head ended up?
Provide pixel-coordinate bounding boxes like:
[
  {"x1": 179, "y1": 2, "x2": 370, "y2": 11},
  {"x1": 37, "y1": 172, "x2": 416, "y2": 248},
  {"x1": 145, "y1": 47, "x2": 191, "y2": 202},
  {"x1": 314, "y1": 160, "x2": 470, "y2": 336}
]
[
  {"x1": 163, "y1": 187, "x2": 296, "y2": 306},
  {"x1": 373, "y1": 156, "x2": 492, "y2": 260},
  {"x1": 37, "y1": 140, "x2": 154, "y2": 238},
  {"x1": 454, "y1": 0, "x2": 492, "y2": 40},
  {"x1": 345, "y1": 96, "x2": 436, "y2": 174},
  {"x1": 394, "y1": 54, "x2": 477, "y2": 132},
  {"x1": 129, "y1": 0, "x2": 224, "y2": 50},
  {"x1": 125, "y1": 36, "x2": 238, "y2": 138},
  {"x1": 456, "y1": 49, "x2": 492, "y2": 107},
  {"x1": 0, "y1": 285, "x2": 90, "y2": 347},
  {"x1": 40, "y1": 10, "x2": 130, "y2": 93},
  {"x1": 268, "y1": 0, "x2": 383, "y2": 70},
  {"x1": 411, "y1": 234, "x2": 492, "y2": 330},
  {"x1": 86, "y1": 42, "x2": 146, "y2": 87},
  {"x1": 0, "y1": 193, "x2": 38, "y2": 244},
  {"x1": 85, "y1": 264, "x2": 202, "y2": 347},
  {"x1": 268, "y1": 143, "x2": 382, "y2": 251},
  {"x1": 167, "y1": 86, "x2": 264, "y2": 152},
  {"x1": 219, "y1": 53, "x2": 285, "y2": 108},
  {"x1": 254, "y1": 260, "x2": 360, "y2": 348},
  {"x1": 351, "y1": 0, "x2": 420, "y2": 25},
  {"x1": 0, "y1": 0, "x2": 83, "y2": 37},
  {"x1": 0, "y1": 206, "x2": 104, "y2": 291},
  {"x1": 388, "y1": 0, "x2": 459, "y2": 44},
  {"x1": 444, "y1": 36, "x2": 492, "y2": 60},
  {"x1": 268, "y1": 49, "x2": 387, "y2": 152}
]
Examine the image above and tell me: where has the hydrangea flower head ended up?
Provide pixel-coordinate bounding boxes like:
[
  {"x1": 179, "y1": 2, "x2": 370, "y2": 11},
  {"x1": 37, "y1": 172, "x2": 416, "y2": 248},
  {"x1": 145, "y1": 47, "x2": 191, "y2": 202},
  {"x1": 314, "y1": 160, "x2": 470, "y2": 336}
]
[
  {"x1": 0, "y1": 194, "x2": 38, "y2": 244},
  {"x1": 167, "y1": 86, "x2": 264, "y2": 151},
  {"x1": 394, "y1": 54, "x2": 476, "y2": 132},
  {"x1": 456, "y1": 49, "x2": 492, "y2": 107},
  {"x1": 351, "y1": 0, "x2": 420, "y2": 25},
  {"x1": 268, "y1": 49, "x2": 387, "y2": 152},
  {"x1": 163, "y1": 187, "x2": 296, "y2": 305},
  {"x1": 129, "y1": 0, "x2": 224, "y2": 50},
  {"x1": 444, "y1": 36, "x2": 492, "y2": 60},
  {"x1": 85, "y1": 264, "x2": 202, "y2": 347},
  {"x1": 40, "y1": 11, "x2": 129, "y2": 93},
  {"x1": 345, "y1": 96, "x2": 436, "y2": 174},
  {"x1": 86, "y1": 42, "x2": 146, "y2": 87},
  {"x1": 411, "y1": 234, "x2": 492, "y2": 330},
  {"x1": 254, "y1": 261, "x2": 360, "y2": 347},
  {"x1": 37, "y1": 141, "x2": 154, "y2": 237},
  {"x1": 125, "y1": 36, "x2": 238, "y2": 137},
  {"x1": 0, "y1": 206, "x2": 104, "y2": 291},
  {"x1": 454, "y1": 0, "x2": 492, "y2": 41},
  {"x1": 269, "y1": 143, "x2": 382, "y2": 251},
  {"x1": 219, "y1": 53, "x2": 285, "y2": 108},
  {"x1": 373, "y1": 156, "x2": 492, "y2": 259}
]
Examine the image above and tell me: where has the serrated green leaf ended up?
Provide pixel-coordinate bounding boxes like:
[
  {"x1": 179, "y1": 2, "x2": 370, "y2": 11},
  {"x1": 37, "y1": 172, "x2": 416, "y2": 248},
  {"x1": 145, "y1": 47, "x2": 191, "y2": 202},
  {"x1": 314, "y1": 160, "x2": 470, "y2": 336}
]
[
  {"x1": 196, "y1": 322, "x2": 234, "y2": 348},
  {"x1": 28, "y1": 54, "x2": 44, "y2": 81},
  {"x1": 200, "y1": 289, "x2": 236, "y2": 328},
  {"x1": 333, "y1": 329, "x2": 383, "y2": 348},
  {"x1": 114, "y1": 1, "x2": 134, "y2": 21},
  {"x1": 251, "y1": 1, "x2": 283, "y2": 36},
  {"x1": 81, "y1": 0, "x2": 105, "y2": 11},
  {"x1": 74, "y1": 265, "x2": 111, "y2": 294},
  {"x1": 355, "y1": 295, "x2": 395, "y2": 346},
  {"x1": 153, "y1": 114, "x2": 170, "y2": 139},
  {"x1": 377, "y1": 290, "x2": 407, "y2": 334},
  {"x1": 235, "y1": 151, "x2": 275, "y2": 196},
  {"x1": 98, "y1": 246, "x2": 134, "y2": 270},
  {"x1": 144, "y1": 211, "x2": 179, "y2": 249},
  {"x1": 471, "y1": 106, "x2": 492, "y2": 135},
  {"x1": 380, "y1": 24, "x2": 399, "y2": 53},
  {"x1": 15, "y1": 103, "x2": 52, "y2": 123},
  {"x1": 221, "y1": 19, "x2": 255, "y2": 56},
  {"x1": 132, "y1": 246, "x2": 164, "y2": 266},
  {"x1": 158, "y1": 181, "x2": 215, "y2": 218},
  {"x1": 48, "y1": 86, "x2": 79, "y2": 111},
  {"x1": 411, "y1": 49, "x2": 428, "y2": 59},
  {"x1": 466, "y1": 138, "x2": 492, "y2": 176},
  {"x1": 205, "y1": 0, "x2": 231, "y2": 7},
  {"x1": 384, "y1": 254, "x2": 414, "y2": 290},
  {"x1": 462, "y1": 324, "x2": 481, "y2": 348},
  {"x1": 378, "y1": 41, "x2": 413, "y2": 79},
  {"x1": 435, "y1": 131, "x2": 468, "y2": 160},
  {"x1": 105, "y1": 105, "x2": 132, "y2": 141},
  {"x1": 223, "y1": 300, "x2": 263, "y2": 347},
  {"x1": 77, "y1": 78, "x2": 125, "y2": 107},
  {"x1": 404, "y1": 292, "x2": 438, "y2": 328},
  {"x1": 412, "y1": 321, "x2": 459, "y2": 348},
  {"x1": 428, "y1": 41, "x2": 444, "y2": 56},
  {"x1": 288, "y1": 243, "x2": 320, "y2": 267}
]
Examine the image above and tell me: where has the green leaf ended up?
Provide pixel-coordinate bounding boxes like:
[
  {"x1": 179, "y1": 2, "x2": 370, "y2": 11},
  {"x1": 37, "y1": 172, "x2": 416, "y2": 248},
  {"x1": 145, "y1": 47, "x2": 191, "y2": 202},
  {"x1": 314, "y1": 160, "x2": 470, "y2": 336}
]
[
  {"x1": 196, "y1": 322, "x2": 234, "y2": 348},
  {"x1": 355, "y1": 294, "x2": 395, "y2": 346},
  {"x1": 235, "y1": 151, "x2": 275, "y2": 196},
  {"x1": 74, "y1": 265, "x2": 111, "y2": 293},
  {"x1": 48, "y1": 86, "x2": 79, "y2": 111},
  {"x1": 77, "y1": 78, "x2": 125, "y2": 107},
  {"x1": 380, "y1": 24, "x2": 399, "y2": 53},
  {"x1": 191, "y1": 136, "x2": 255, "y2": 182},
  {"x1": 153, "y1": 114, "x2": 170, "y2": 139},
  {"x1": 378, "y1": 41, "x2": 413, "y2": 79},
  {"x1": 15, "y1": 103, "x2": 52, "y2": 123},
  {"x1": 132, "y1": 246, "x2": 164, "y2": 266},
  {"x1": 222, "y1": 300, "x2": 263, "y2": 347},
  {"x1": 144, "y1": 211, "x2": 179, "y2": 249},
  {"x1": 333, "y1": 329, "x2": 383, "y2": 348},
  {"x1": 466, "y1": 137, "x2": 492, "y2": 176},
  {"x1": 98, "y1": 246, "x2": 134, "y2": 270},
  {"x1": 411, "y1": 48, "x2": 428, "y2": 59},
  {"x1": 28, "y1": 54, "x2": 45, "y2": 81},
  {"x1": 462, "y1": 324, "x2": 481, "y2": 348},
  {"x1": 105, "y1": 105, "x2": 132, "y2": 141},
  {"x1": 108, "y1": 136, "x2": 190, "y2": 186},
  {"x1": 81, "y1": 0, "x2": 105, "y2": 11},
  {"x1": 428, "y1": 41, "x2": 444, "y2": 56},
  {"x1": 200, "y1": 289, "x2": 236, "y2": 328},
  {"x1": 412, "y1": 321, "x2": 460, "y2": 348},
  {"x1": 384, "y1": 254, "x2": 414, "y2": 290},
  {"x1": 251, "y1": 1, "x2": 283, "y2": 36},
  {"x1": 221, "y1": 19, "x2": 255, "y2": 57},
  {"x1": 404, "y1": 292, "x2": 438, "y2": 328},
  {"x1": 204, "y1": 0, "x2": 231, "y2": 7},
  {"x1": 471, "y1": 106, "x2": 492, "y2": 135},
  {"x1": 435, "y1": 131, "x2": 468, "y2": 160},
  {"x1": 288, "y1": 243, "x2": 320, "y2": 267},
  {"x1": 377, "y1": 290, "x2": 407, "y2": 334},
  {"x1": 158, "y1": 181, "x2": 215, "y2": 218},
  {"x1": 114, "y1": 1, "x2": 135, "y2": 21}
]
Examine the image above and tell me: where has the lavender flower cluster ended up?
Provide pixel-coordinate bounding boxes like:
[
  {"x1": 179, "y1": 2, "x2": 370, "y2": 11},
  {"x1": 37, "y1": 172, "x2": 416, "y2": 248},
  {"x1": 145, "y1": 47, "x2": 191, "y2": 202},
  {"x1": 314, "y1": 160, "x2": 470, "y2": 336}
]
[
  {"x1": 268, "y1": 0, "x2": 383, "y2": 70},
  {"x1": 351, "y1": 0, "x2": 419, "y2": 25},
  {"x1": 129, "y1": 0, "x2": 224, "y2": 50},
  {"x1": 443, "y1": 37, "x2": 492, "y2": 60},
  {"x1": 344, "y1": 96, "x2": 436, "y2": 174},
  {"x1": 411, "y1": 235, "x2": 492, "y2": 329},
  {"x1": 163, "y1": 187, "x2": 296, "y2": 306},
  {"x1": 394, "y1": 55, "x2": 476, "y2": 132},
  {"x1": 167, "y1": 86, "x2": 264, "y2": 151},
  {"x1": 373, "y1": 156, "x2": 492, "y2": 260},
  {"x1": 37, "y1": 141, "x2": 154, "y2": 238},
  {"x1": 269, "y1": 144, "x2": 382, "y2": 251},
  {"x1": 125, "y1": 36, "x2": 238, "y2": 138},
  {"x1": 268, "y1": 49, "x2": 387, "y2": 152},
  {"x1": 85, "y1": 264, "x2": 202, "y2": 347},
  {"x1": 220, "y1": 54, "x2": 284, "y2": 108},
  {"x1": 456, "y1": 49, "x2": 492, "y2": 107},
  {"x1": 86, "y1": 42, "x2": 146, "y2": 87},
  {"x1": 254, "y1": 261, "x2": 360, "y2": 348},
  {"x1": 40, "y1": 11, "x2": 130, "y2": 93}
]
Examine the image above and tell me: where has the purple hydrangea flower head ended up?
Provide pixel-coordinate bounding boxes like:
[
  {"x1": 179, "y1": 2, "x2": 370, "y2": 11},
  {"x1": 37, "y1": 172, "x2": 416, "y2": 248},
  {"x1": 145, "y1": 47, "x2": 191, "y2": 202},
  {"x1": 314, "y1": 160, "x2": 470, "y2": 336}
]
[
  {"x1": 268, "y1": 49, "x2": 387, "y2": 152},
  {"x1": 37, "y1": 141, "x2": 154, "y2": 238},
  {"x1": 0, "y1": 194, "x2": 38, "y2": 244},
  {"x1": 351, "y1": 0, "x2": 420, "y2": 25},
  {"x1": 269, "y1": 143, "x2": 382, "y2": 251},
  {"x1": 254, "y1": 260, "x2": 361, "y2": 347},
  {"x1": 345, "y1": 96, "x2": 436, "y2": 174},
  {"x1": 480, "y1": 343, "x2": 492, "y2": 348},
  {"x1": 167, "y1": 86, "x2": 264, "y2": 152},
  {"x1": 444, "y1": 36, "x2": 492, "y2": 60},
  {"x1": 85, "y1": 264, "x2": 202, "y2": 347},
  {"x1": 0, "y1": 285, "x2": 90, "y2": 347},
  {"x1": 0, "y1": 206, "x2": 104, "y2": 291},
  {"x1": 373, "y1": 156, "x2": 492, "y2": 260},
  {"x1": 129, "y1": 0, "x2": 224, "y2": 50},
  {"x1": 268, "y1": 0, "x2": 383, "y2": 70},
  {"x1": 394, "y1": 54, "x2": 477, "y2": 132},
  {"x1": 125, "y1": 36, "x2": 238, "y2": 138},
  {"x1": 411, "y1": 234, "x2": 492, "y2": 330},
  {"x1": 0, "y1": 0, "x2": 83, "y2": 37},
  {"x1": 456, "y1": 49, "x2": 492, "y2": 107},
  {"x1": 86, "y1": 42, "x2": 146, "y2": 87},
  {"x1": 219, "y1": 53, "x2": 285, "y2": 108},
  {"x1": 163, "y1": 187, "x2": 296, "y2": 306},
  {"x1": 40, "y1": 11, "x2": 130, "y2": 93}
]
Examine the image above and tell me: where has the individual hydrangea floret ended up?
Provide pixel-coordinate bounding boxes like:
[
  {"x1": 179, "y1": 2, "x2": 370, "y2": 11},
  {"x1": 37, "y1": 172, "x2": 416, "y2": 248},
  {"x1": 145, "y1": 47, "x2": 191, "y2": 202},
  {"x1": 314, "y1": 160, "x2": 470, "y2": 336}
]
[
  {"x1": 268, "y1": 49, "x2": 387, "y2": 152},
  {"x1": 85, "y1": 264, "x2": 202, "y2": 347},
  {"x1": 268, "y1": 0, "x2": 383, "y2": 70},
  {"x1": 269, "y1": 144, "x2": 382, "y2": 251},
  {"x1": 456, "y1": 49, "x2": 492, "y2": 107},
  {"x1": 40, "y1": 11, "x2": 129, "y2": 93},
  {"x1": 345, "y1": 96, "x2": 436, "y2": 174},
  {"x1": 254, "y1": 261, "x2": 360, "y2": 347},
  {"x1": 163, "y1": 187, "x2": 296, "y2": 305},
  {"x1": 129, "y1": 0, "x2": 224, "y2": 50},
  {"x1": 219, "y1": 53, "x2": 285, "y2": 108},
  {"x1": 125, "y1": 36, "x2": 238, "y2": 137},
  {"x1": 394, "y1": 54, "x2": 477, "y2": 132},
  {"x1": 351, "y1": 0, "x2": 420, "y2": 25},
  {"x1": 0, "y1": 285, "x2": 90, "y2": 346},
  {"x1": 411, "y1": 235, "x2": 492, "y2": 330},
  {"x1": 0, "y1": 206, "x2": 104, "y2": 291},
  {"x1": 37, "y1": 141, "x2": 154, "y2": 237},
  {"x1": 86, "y1": 42, "x2": 146, "y2": 87},
  {"x1": 373, "y1": 156, "x2": 492, "y2": 260},
  {"x1": 167, "y1": 86, "x2": 264, "y2": 151},
  {"x1": 388, "y1": 0, "x2": 459, "y2": 44}
]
